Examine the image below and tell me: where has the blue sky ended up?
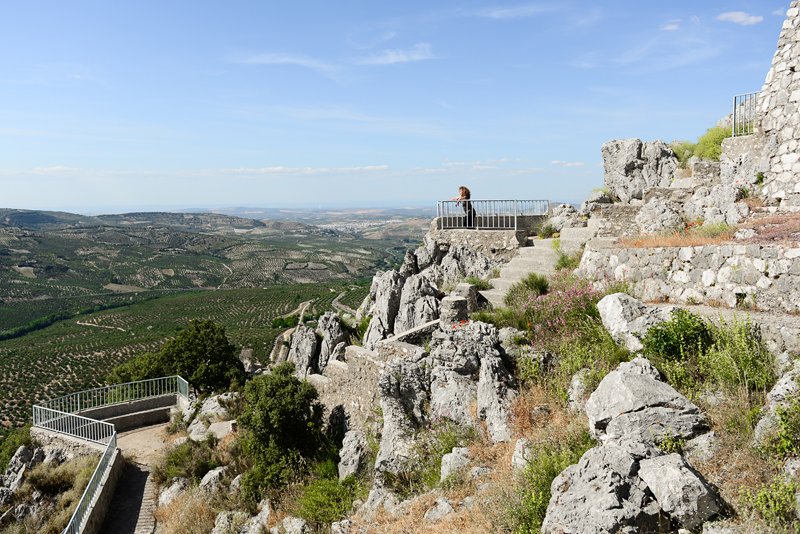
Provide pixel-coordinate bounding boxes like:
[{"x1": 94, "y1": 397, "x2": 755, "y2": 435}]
[{"x1": 0, "y1": 1, "x2": 788, "y2": 213}]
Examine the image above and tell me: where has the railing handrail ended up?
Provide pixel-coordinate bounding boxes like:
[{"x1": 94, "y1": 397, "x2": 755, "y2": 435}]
[
  {"x1": 437, "y1": 199, "x2": 550, "y2": 230},
  {"x1": 732, "y1": 91, "x2": 760, "y2": 138},
  {"x1": 35, "y1": 375, "x2": 189, "y2": 413},
  {"x1": 30, "y1": 375, "x2": 189, "y2": 534}
]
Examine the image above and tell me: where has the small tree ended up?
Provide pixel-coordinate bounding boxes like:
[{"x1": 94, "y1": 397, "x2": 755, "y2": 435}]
[
  {"x1": 106, "y1": 351, "x2": 170, "y2": 384},
  {"x1": 239, "y1": 362, "x2": 325, "y2": 498},
  {"x1": 160, "y1": 319, "x2": 246, "y2": 393}
]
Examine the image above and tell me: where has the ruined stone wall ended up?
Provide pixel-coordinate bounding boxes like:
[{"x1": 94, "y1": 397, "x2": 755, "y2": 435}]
[
  {"x1": 427, "y1": 221, "x2": 528, "y2": 262},
  {"x1": 757, "y1": 2, "x2": 800, "y2": 207},
  {"x1": 578, "y1": 243, "x2": 800, "y2": 313}
]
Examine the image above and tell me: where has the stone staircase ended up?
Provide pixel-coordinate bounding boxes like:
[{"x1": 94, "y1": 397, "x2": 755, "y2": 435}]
[{"x1": 479, "y1": 226, "x2": 598, "y2": 308}]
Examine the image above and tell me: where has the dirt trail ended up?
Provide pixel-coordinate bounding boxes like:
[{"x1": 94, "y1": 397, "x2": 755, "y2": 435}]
[{"x1": 100, "y1": 423, "x2": 170, "y2": 534}]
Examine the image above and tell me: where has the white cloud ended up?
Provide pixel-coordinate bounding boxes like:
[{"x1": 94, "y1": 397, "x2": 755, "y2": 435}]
[
  {"x1": 235, "y1": 53, "x2": 338, "y2": 73},
  {"x1": 476, "y1": 4, "x2": 557, "y2": 19},
  {"x1": 33, "y1": 166, "x2": 80, "y2": 172},
  {"x1": 774, "y1": 9, "x2": 786, "y2": 16},
  {"x1": 551, "y1": 161, "x2": 585, "y2": 167},
  {"x1": 358, "y1": 43, "x2": 434, "y2": 65},
  {"x1": 442, "y1": 158, "x2": 531, "y2": 167},
  {"x1": 662, "y1": 24, "x2": 680, "y2": 31},
  {"x1": 691, "y1": 15, "x2": 700, "y2": 24},
  {"x1": 716, "y1": 12, "x2": 764, "y2": 26}
]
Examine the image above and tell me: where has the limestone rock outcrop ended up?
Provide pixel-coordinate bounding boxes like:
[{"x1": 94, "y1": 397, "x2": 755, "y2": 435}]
[
  {"x1": 602, "y1": 138, "x2": 678, "y2": 203},
  {"x1": 597, "y1": 293, "x2": 675, "y2": 352}
]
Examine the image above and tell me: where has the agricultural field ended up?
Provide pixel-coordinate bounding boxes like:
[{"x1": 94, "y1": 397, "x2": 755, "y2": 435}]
[{"x1": 0, "y1": 282, "x2": 369, "y2": 431}]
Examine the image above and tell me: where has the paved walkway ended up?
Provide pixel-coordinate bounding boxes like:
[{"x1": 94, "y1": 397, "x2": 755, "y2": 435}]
[{"x1": 100, "y1": 423, "x2": 169, "y2": 534}]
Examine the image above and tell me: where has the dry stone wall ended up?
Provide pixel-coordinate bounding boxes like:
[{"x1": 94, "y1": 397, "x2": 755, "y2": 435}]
[
  {"x1": 578, "y1": 243, "x2": 800, "y2": 313},
  {"x1": 758, "y1": 2, "x2": 800, "y2": 207}
]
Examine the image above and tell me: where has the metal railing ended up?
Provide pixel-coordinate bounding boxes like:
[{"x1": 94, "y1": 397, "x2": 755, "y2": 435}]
[
  {"x1": 733, "y1": 92, "x2": 760, "y2": 137},
  {"x1": 62, "y1": 433, "x2": 117, "y2": 534},
  {"x1": 437, "y1": 199, "x2": 550, "y2": 230},
  {"x1": 32, "y1": 376, "x2": 189, "y2": 534},
  {"x1": 36, "y1": 375, "x2": 189, "y2": 416}
]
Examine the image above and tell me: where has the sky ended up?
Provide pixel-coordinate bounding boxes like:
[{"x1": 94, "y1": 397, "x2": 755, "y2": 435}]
[{"x1": 0, "y1": 1, "x2": 790, "y2": 213}]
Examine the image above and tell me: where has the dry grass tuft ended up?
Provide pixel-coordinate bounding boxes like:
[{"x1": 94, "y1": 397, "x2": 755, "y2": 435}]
[
  {"x1": 741, "y1": 212, "x2": 800, "y2": 245},
  {"x1": 619, "y1": 226, "x2": 736, "y2": 249},
  {"x1": 153, "y1": 489, "x2": 218, "y2": 534}
]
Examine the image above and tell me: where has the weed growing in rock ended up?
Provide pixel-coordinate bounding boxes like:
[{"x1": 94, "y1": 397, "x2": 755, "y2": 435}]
[
  {"x1": 538, "y1": 223, "x2": 556, "y2": 239},
  {"x1": 464, "y1": 275, "x2": 492, "y2": 291},
  {"x1": 153, "y1": 489, "x2": 218, "y2": 534},
  {"x1": 295, "y1": 463, "x2": 364, "y2": 528},
  {"x1": 700, "y1": 316, "x2": 774, "y2": 393},
  {"x1": 741, "y1": 475, "x2": 800, "y2": 528},
  {"x1": 153, "y1": 435, "x2": 222, "y2": 486},
  {"x1": 765, "y1": 397, "x2": 800, "y2": 459},
  {"x1": 509, "y1": 429, "x2": 595, "y2": 534}
]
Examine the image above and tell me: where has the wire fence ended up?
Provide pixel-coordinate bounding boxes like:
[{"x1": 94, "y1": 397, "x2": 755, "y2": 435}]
[
  {"x1": 437, "y1": 199, "x2": 550, "y2": 230},
  {"x1": 31, "y1": 376, "x2": 189, "y2": 534},
  {"x1": 732, "y1": 92, "x2": 760, "y2": 137}
]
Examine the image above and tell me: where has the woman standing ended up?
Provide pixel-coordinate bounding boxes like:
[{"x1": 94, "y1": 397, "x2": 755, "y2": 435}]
[{"x1": 451, "y1": 186, "x2": 476, "y2": 228}]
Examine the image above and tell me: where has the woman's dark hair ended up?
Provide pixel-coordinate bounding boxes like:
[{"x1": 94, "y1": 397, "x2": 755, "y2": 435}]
[{"x1": 459, "y1": 186, "x2": 471, "y2": 199}]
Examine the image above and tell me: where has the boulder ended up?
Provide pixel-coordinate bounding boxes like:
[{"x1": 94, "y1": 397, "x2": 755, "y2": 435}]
[
  {"x1": 567, "y1": 369, "x2": 590, "y2": 413},
  {"x1": 199, "y1": 466, "x2": 228, "y2": 494},
  {"x1": 439, "y1": 245, "x2": 500, "y2": 285},
  {"x1": 288, "y1": 326, "x2": 320, "y2": 377},
  {"x1": 338, "y1": 430, "x2": 368, "y2": 481},
  {"x1": 369, "y1": 270, "x2": 405, "y2": 333},
  {"x1": 393, "y1": 271, "x2": 440, "y2": 334},
  {"x1": 579, "y1": 189, "x2": 613, "y2": 217},
  {"x1": 240, "y1": 500, "x2": 272, "y2": 534},
  {"x1": 414, "y1": 234, "x2": 446, "y2": 272},
  {"x1": 283, "y1": 516, "x2": 312, "y2": 534},
  {"x1": 375, "y1": 353, "x2": 430, "y2": 475},
  {"x1": 331, "y1": 519, "x2": 353, "y2": 534},
  {"x1": 6, "y1": 446, "x2": 31, "y2": 475},
  {"x1": 0, "y1": 488, "x2": 11, "y2": 507},
  {"x1": 210, "y1": 511, "x2": 249, "y2": 534},
  {"x1": 597, "y1": 293, "x2": 675, "y2": 352},
  {"x1": 754, "y1": 372, "x2": 800, "y2": 444},
  {"x1": 638, "y1": 453, "x2": 719, "y2": 529},
  {"x1": 586, "y1": 363, "x2": 708, "y2": 444},
  {"x1": 544, "y1": 203, "x2": 579, "y2": 232},
  {"x1": 207, "y1": 420, "x2": 237, "y2": 440},
  {"x1": 684, "y1": 185, "x2": 749, "y2": 226},
  {"x1": 635, "y1": 198, "x2": 684, "y2": 235},
  {"x1": 198, "y1": 392, "x2": 238, "y2": 421},
  {"x1": 423, "y1": 498, "x2": 456, "y2": 523},
  {"x1": 363, "y1": 316, "x2": 388, "y2": 352},
  {"x1": 541, "y1": 441, "x2": 664, "y2": 534},
  {"x1": 477, "y1": 354, "x2": 517, "y2": 442},
  {"x1": 439, "y1": 296, "x2": 469, "y2": 327},
  {"x1": 511, "y1": 438, "x2": 533, "y2": 472},
  {"x1": 158, "y1": 477, "x2": 188, "y2": 507},
  {"x1": 316, "y1": 312, "x2": 347, "y2": 373},
  {"x1": 452, "y1": 283, "x2": 478, "y2": 312},
  {"x1": 602, "y1": 138, "x2": 678, "y2": 203},
  {"x1": 399, "y1": 249, "x2": 419, "y2": 278},
  {"x1": 683, "y1": 431, "x2": 721, "y2": 466},
  {"x1": 187, "y1": 418, "x2": 208, "y2": 441},
  {"x1": 440, "y1": 447, "x2": 471, "y2": 483},
  {"x1": 42, "y1": 447, "x2": 65, "y2": 465},
  {"x1": 430, "y1": 366, "x2": 478, "y2": 428}
]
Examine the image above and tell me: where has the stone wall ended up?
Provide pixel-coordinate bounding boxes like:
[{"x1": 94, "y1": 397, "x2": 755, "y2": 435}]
[
  {"x1": 578, "y1": 243, "x2": 800, "y2": 313},
  {"x1": 428, "y1": 219, "x2": 529, "y2": 262},
  {"x1": 757, "y1": 2, "x2": 800, "y2": 208}
]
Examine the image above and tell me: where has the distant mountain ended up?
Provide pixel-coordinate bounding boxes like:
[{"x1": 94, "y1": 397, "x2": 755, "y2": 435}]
[
  {"x1": 0, "y1": 209, "x2": 101, "y2": 230},
  {"x1": 98, "y1": 212, "x2": 267, "y2": 232}
]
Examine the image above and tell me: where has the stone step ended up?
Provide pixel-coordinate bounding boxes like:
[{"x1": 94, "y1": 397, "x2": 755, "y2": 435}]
[
  {"x1": 501, "y1": 266, "x2": 554, "y2": 280},
  {"x1": 489, "y1": 278, "x2": 524, "y2": 291},
  {"x1": 478, "y1": 289, "x2": 506, "y2": 308},
  {"x1": 559, "y1": 227, "x2": 597, "y2": 242},
  {"x1": 505, "y1": 257, "x2": 556, "y2": 270},
  {"x1": 517, "y1": 246, "x2": 559, "y2": 258}
]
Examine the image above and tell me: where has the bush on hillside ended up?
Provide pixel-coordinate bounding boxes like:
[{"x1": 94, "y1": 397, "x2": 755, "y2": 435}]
[
  {"x1": 239, "y1": 362, "x2": 325, "y2": 499},
  {"x1": 107, "y1": 319, "x2": 246, "y2": 393},
  {"x1": 671, "y1": 126, "x2": 733, "y2": 166},
  {"x1": 0, "y1": 423, "x2": 32, "y2": 471}
]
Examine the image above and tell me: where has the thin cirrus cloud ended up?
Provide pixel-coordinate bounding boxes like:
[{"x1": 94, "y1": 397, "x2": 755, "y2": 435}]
[
  {"x1": 357, "y1": 43, "x2": 435, "y2": 65},
  {"x1": 234, "y1": 53, "x2": 338, "y2": 73},
  {"x1": 475, "y1": 3, "x2": 558, "y2": 19},
  {"x1": 773, "y1": 9, "x2": 786, "y2": 16},
  {"x1": 442, "y1": 158, "x2": 531, "y2": 166},
  {"x1": 661, "y1": 20, "x2": 680, "y2": 31},
  {"x1": 551, "y1": 161, "x2": 585, "y2": 167},
  {"x1": 716, "y1": 12, "x2": 764, "y2": 26}
]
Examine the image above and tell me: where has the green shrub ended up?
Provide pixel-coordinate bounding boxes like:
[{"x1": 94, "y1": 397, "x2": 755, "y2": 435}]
[
  {"x1": 511, "y1": 430, "x2": 595, "y2": 534},
  {"x1": 766, "y1": 397, "x2": 800, "y2": 459},
  {"x1": 699, "y1": 317, "x2": 774, "y2": 393},
  {"x1": 671, "y1": 140, "x2": 696, "y2": 168},
  {"x1": 695, "y1": 126, "x2": 733, "y2": 161},
  {"x1": 741, "y1": 475, "x2": 800, "y2": 526},
  {"x1": 297, "y1": 474, "x2": 362, "y2": 526},
  {"x1": 239, "y1": 362, "x2": 325, "y2": 499},
  {"x1": 106, "y1": 351, "x2": 171, "y2": 385},
  {"x1": 0, "y1": 424, "x2": 32, "y2": 471},
  {"x1": 538, "y1": 224, "x2": 556, "y2": 239},
  {"x1": 152, "y1": 436, "x2": 221, "y2": 486},
  {"x1": 464, "y1": 275, "x2": 491, "y2": 291},
  {"x1": 642, "y1": 309, "x2": 713, "y2": 392}
]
